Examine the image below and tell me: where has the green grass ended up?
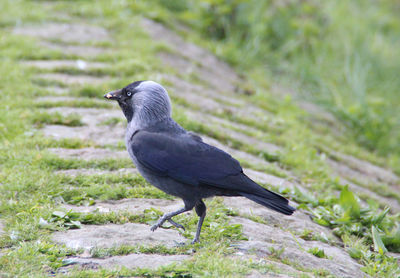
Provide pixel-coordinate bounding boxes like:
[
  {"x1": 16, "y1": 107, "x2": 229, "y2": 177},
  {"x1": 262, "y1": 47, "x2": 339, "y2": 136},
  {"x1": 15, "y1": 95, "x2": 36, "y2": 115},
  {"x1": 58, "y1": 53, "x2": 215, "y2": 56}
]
[
  {"x1": 308, "y1": 247, "x2": 327, "y2": 259},
  {"x1": 90, "y1": 244, "x2": 186, "y2": 258},
  {"x1": 31, "y1": 111, "x2": 84, "y2": 127},
  {"x1": 34, "y1": 99, "x2": 112, "y2": 109}
]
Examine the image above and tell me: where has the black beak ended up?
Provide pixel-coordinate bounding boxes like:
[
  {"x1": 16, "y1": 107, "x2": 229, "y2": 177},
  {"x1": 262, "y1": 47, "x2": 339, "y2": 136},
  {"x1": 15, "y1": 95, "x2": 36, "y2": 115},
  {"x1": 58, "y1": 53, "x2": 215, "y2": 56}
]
[{"x1": 104, "y1": 89, "x2": 122, "y2": 100}]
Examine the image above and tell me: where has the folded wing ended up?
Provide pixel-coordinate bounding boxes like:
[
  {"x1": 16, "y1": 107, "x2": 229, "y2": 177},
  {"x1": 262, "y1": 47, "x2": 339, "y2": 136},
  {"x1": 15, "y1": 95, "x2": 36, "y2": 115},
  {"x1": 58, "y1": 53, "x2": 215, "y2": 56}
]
[{"x1": 130, "y1": 131, "x2": 242, "y2": 186}]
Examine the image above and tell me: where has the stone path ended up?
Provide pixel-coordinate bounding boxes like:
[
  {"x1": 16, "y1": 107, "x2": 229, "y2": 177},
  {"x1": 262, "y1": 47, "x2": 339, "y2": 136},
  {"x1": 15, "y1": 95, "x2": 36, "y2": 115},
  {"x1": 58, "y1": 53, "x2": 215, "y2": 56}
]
[
  {"x1": 10, "y1": 10, "x2": 399, "y2": 277},
  {"x1": 22, "y1": 60, "x2": 107, "y2": 70},
  {"x1": 231, "y1": 217, "x2": 364, "y2": 278},
  {"x1": 53, "y1": 223, "x2": 184, "y2": 250}
]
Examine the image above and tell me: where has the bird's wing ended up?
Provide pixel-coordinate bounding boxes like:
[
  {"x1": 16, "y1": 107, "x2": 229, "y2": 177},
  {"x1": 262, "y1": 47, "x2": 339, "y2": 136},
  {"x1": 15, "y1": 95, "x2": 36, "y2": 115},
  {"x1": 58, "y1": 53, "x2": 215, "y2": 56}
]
[{"x1": 130, "y1": 131, "x2": 243, "y2": 187}]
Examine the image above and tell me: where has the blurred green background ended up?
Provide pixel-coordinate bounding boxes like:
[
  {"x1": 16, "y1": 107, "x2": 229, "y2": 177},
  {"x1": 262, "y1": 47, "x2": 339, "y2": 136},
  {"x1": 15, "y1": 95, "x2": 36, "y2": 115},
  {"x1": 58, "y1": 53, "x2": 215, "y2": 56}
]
[{"x1": 155, "y1": 0, "x2": 400, "y2": 156}]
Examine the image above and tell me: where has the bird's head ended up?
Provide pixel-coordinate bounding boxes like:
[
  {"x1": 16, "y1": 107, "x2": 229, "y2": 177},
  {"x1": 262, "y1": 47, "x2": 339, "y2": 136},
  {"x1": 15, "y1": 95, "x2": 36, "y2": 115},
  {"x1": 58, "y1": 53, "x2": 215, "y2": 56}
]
[{"x1": 104, "y1": 81, "x2": 172, "y2": 125}]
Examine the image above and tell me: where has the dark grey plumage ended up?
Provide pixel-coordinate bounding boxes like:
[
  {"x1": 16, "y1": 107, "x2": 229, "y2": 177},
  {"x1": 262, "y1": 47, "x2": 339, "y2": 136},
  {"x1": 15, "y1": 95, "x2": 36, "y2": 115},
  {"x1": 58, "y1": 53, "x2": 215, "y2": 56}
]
[{"x1": 104, "y1": 80, "x2": 295, "y2": 243}]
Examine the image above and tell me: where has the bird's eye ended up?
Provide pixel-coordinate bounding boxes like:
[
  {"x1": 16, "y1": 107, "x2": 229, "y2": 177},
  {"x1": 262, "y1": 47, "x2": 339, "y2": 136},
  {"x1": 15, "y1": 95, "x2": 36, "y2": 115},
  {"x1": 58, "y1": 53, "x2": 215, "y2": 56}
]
[{"x1": 126, "y1": 91, "x2": 132, "y2": 97}]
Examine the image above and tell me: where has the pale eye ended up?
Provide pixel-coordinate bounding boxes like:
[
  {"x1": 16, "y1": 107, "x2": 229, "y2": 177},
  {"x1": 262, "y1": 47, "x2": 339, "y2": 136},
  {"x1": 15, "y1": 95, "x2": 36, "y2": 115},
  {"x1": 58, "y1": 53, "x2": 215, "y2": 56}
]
[{"x1": 126, "y1": 91, "x2": 132, "y2": 97}]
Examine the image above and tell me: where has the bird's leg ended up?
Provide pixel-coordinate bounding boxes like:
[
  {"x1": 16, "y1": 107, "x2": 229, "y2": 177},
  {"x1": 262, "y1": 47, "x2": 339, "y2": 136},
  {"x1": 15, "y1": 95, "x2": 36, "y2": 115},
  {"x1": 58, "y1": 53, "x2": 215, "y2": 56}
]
[
  {"x1": 192, "y1": 200, "x2": 207, "y2": 244},
  {"x1": 151, "y1": 207, "x2": 190, "y2": 232}
]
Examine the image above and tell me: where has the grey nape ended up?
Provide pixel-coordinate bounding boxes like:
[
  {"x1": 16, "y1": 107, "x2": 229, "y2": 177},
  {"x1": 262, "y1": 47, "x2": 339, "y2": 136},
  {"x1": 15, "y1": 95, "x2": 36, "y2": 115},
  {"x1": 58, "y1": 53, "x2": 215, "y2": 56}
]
[{"x1": 104, "y1": 80, "x2": 295, "y2": 244}]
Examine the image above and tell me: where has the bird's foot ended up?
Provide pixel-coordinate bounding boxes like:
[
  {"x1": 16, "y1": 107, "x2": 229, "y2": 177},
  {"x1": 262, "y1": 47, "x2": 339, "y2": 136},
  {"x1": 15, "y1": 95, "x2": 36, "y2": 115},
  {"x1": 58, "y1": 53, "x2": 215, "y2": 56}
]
[
  {"x1": 191, "y1": 238, "x2": 200, "y2": 244},
  {"x1": 150, "y1": 223, "x2": 159, "y2": 232},
  {"x1": 168, "y1": 219, "x2": 185, "y2": 231},
  {"x1": 150, "y1": 220, "x2": 163, "y2": 232}
]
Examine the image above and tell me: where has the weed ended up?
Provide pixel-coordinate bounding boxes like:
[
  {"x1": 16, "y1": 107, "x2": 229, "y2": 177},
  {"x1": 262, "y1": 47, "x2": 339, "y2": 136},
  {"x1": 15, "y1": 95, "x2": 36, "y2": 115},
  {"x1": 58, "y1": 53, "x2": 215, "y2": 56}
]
[{"x1": 307, "y1": 247, "x2": 327, "y2": 259}]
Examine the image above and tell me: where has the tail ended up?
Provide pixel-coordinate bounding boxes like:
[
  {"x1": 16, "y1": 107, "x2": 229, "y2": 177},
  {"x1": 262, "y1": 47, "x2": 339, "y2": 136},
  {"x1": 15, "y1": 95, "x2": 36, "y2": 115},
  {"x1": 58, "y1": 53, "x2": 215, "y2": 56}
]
[
  {"x1": 238, "y1": 175, "x2": 295, "y2": 215},
  {"x1": 240, "y1": 191, "x2": 295, "y2": 215}
]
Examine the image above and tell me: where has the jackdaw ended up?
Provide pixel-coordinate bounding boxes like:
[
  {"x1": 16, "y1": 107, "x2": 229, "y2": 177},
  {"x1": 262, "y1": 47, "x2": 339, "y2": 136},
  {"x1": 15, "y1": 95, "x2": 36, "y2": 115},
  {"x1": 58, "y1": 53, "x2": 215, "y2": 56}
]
[{"x1": 104, "y1": 81, "x2": 295, "y2": 243}]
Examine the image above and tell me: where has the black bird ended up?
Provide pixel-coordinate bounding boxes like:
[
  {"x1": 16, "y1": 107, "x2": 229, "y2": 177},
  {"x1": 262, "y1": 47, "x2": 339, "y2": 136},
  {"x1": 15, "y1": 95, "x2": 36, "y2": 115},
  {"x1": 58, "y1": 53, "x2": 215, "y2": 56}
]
[{"x1": 104, "y1": 81, "x2": 295, "y2": 243}]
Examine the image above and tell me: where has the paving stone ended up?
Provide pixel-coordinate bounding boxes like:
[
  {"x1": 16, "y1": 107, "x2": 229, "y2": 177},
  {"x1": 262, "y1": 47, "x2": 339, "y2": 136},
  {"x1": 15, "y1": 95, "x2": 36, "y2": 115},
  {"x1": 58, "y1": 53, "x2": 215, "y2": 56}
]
[
  {"x1": 328, "y1": 158, "x2": 378, "y2": 186},
  {"x1": 61, "y1": 198, "x2": 182, "y2": 215},
  {"x1": 247, "y1": 270, "x2": 293, "y2": 278},
  {"x1": 159, "y1": 52, "x2": 236, "y2": 93},
  {"x1": 52, "y1": 223, "x2": 185, "y2": 250},
  {"x1": 172, "y1": 89, "x2": 224, "y2": 113},
  {"x1": 62, "y1": 253, "x2": 188, "y2": 271},
  {"x1": 184, "y1": 110, "x2": 282, "y2": 156},
  {"x1": 42, "y1": 107, "x2": 125, "y2": 146},
  {"x1": 164, "y1": 74, "x2": 244, "y2": 107},
  {"x1": 224, "y1": 197, "x2": 336, "y2": 242},
  {"x1": 0, "y1": 221, "x2": 5, "y2": 235},
  {"x1": 231, "y1": 217, "x2": 366, "y2": 278},
  {"x1": 243, "y1": 169, "x2": 298, "y2": 191},
  {"x1": 165, "y1": 73, "x2": 270, "y2": 123},
  {"x1": 41, "y1": 86, "x2": 69, "y2": 95},
  {"x1": 14, "y1": 23, "x2": 110, "y2": 43},
  {"x1": 36, "y1": 96, "x2": 104, "y2": 104},
  {"x1": 55, "y1": 168, "x2": 137, "y2": 177},
  {"x1": 35, "y1": 73, "x2": 109, "y2": 86},
  {"x1": 22, "y1": 60, "x2": 107, "y2": 70},
  {"x1": 243, "y1": 259, "x2": 309, "y2": 278},
  {"x1": 40, "y1": 41, "x2": 108, "y2": 57},
  {"x1": 47, "y1": 147, "x2": 129, "y2": 161},
  {"x1": 46, "y1": 107, "x2": 122, "y2": 125},
  {"x1": 42, "y1": 125, "x2": 122, "y2": 145},
  {"x1": 141, "y1": 18, "x2": 239, "y2": 93},
  {"x1": 199, "y1": 113, "x2": 268, "y2": 139},
  {"x1": 329, "y1": 151, "x2": 399, "y2": 185}
]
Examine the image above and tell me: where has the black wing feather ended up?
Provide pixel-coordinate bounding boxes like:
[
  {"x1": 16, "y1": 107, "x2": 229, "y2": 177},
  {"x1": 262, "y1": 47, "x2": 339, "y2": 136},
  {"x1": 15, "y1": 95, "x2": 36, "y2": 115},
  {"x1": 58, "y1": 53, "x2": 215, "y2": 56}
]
[{"x1": 131, "y1": 131, "x2": 243, "y2": 186}]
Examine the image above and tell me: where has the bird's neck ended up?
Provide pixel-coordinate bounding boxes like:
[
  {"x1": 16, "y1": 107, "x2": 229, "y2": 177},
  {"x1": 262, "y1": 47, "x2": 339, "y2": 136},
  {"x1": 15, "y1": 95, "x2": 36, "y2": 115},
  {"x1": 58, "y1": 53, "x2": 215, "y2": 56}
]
[
  {"x1": 129, "y1": 114, "x2": 168, "y2": 131},
  {"x1": 126, "y1": 116, "x2": 184, "y2": 142}
]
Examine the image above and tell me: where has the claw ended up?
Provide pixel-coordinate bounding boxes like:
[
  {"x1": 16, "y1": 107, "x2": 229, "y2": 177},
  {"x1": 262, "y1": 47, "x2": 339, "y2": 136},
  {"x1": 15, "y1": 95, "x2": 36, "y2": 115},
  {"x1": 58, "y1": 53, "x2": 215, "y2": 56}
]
[
  {"x1": 168, "y1": 219, "x2": 185, "y2": 231},
  {"x1": 150, "y1": 223, "x2": 160, "y2": 232}
]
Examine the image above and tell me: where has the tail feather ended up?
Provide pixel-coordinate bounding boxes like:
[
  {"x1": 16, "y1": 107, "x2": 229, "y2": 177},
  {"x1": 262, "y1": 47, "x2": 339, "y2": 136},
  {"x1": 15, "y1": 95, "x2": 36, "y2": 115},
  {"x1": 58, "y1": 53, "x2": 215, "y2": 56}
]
[
  {"x1": 238, "y1": 174, "x2": 295, "y2": 215},
  {"x1": 240, "y1": 191, "x2": 295, "y2": 215},
  {"x1": 207, "y1": 173, "x2": 296, "y2": 215}
]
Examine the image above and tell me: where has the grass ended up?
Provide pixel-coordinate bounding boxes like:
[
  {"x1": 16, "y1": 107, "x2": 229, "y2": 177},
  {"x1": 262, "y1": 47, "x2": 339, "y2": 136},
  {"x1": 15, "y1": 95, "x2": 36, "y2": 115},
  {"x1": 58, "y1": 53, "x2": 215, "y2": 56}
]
[
  {"x1": 90, "y1": 244, "x2": 186, "y2": 258},
  {"x1": 0, "y1": 0, "x2": 399, "y2": 277},
  {"x1": 34, "y1": 99, "x2": 112, "y2": 109},
  {"x1": 307, "y1": 247, "x2": 327, "y2": 259},
  {"x1": 31, "y1": 111, "x2": 83, "y2": 127}
]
